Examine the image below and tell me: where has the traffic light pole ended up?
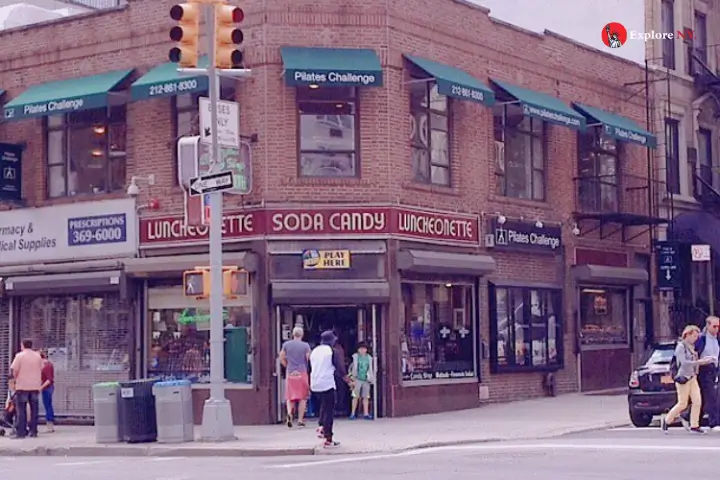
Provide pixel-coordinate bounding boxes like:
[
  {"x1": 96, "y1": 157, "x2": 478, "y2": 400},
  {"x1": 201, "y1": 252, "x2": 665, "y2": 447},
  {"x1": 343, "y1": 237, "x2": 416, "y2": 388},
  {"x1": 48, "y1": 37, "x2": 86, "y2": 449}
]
[
  {"x1": 203, "y1": 3, "x2": 233, "y2": 442},
  {"x1": 175, "y1": 1, "x2": 250, "y2": 442}
]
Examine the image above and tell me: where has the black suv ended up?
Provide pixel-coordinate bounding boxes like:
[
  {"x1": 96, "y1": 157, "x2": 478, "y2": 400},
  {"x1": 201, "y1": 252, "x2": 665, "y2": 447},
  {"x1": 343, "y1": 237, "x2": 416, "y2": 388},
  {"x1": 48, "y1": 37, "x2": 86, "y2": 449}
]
[{"x1": 627, "y1": 341, "x2": 677, "y2": 427}]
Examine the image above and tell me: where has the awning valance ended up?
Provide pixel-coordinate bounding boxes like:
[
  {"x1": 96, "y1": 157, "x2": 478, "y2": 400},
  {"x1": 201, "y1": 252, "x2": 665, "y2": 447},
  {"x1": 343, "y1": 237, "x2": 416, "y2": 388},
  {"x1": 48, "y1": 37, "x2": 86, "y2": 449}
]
[
  {"x1": 271, "y1": 281, "x2": 390, "y2": 305},
  {"x1": 572, "y1": 264, "x2": 648, "y2": 286},
  {"x1": 573, "y1": 103, "x2": 656, "y2": 148},
  {"x1": 404, "y1": 54, "x2": 495, "y2": 106},
  {"x1": 3, "y1": 270, "x2": 125, "y2": 296},
  {"x1": 491, "y1": 79, "x2": 585, "y2": 130},
  {"x1": 280, "y1": 46, "x2": 383, "y2": 87},
  {"x1": 3, "y1": 69, "x2": 134, "y2": 121},
  {"x1": 124, "y1": 252, "x2": 259, "y2": 276},
  {"x1": 397, "y1": 249, "x2": 496, "y2": 277}
]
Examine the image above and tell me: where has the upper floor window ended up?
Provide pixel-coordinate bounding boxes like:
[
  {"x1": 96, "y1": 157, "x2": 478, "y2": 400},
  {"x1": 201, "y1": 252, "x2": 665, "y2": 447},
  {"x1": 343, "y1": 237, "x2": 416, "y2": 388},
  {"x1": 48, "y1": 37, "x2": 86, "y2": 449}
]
[
  {"x1": 46, "y1": 107, "x2": 126, "y2": 199},
  {"x1": 661, "y1": 0, "x2": 676, "y2": 70},
  {"x1": 694, "y1": 12, "x2": 707, "y2": 66},
  {"x1": 665, "y1": 118, "x2": 680, "y2": 194},
  {"x1": 297, "y1": 86, "x2": 358, "y2": 178},
  {"x1": 577, "y1": 129, "x2": 620, "y2": 212},
  {"x1": 173, "y1": 83, "x2": 236, "y2": 184},
  {"x1": 493, "y1": 104, "x2": 545, "y2": 201},
  {"x1": 410, "y1": 80, "x2": 450, "y2": 186}
]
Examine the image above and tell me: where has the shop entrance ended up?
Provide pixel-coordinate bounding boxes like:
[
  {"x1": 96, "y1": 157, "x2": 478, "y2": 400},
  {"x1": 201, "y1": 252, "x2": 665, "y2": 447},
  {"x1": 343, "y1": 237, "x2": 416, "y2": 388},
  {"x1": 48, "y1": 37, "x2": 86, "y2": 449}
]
[{"x1": 275, "y1": 305, "x2": 381, "y2": 421}]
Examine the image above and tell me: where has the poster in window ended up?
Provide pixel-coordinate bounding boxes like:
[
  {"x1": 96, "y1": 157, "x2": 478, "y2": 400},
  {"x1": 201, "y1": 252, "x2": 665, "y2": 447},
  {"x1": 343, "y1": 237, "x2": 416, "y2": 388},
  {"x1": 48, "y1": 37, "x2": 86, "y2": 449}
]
[{"x1": 453, "y1": 308, "x2": 465, "y2": 330}]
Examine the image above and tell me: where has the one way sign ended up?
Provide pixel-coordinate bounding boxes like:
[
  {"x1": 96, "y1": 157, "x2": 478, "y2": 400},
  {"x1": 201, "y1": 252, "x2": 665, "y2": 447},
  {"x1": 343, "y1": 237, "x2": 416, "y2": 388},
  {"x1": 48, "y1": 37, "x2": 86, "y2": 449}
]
[{"x1": 189, "y1": 170, "x2": 234, "y2": 196}]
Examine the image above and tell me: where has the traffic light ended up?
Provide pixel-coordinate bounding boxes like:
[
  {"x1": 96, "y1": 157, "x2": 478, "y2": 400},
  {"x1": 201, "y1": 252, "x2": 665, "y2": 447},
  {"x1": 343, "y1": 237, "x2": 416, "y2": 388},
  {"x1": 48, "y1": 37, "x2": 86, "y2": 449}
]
[
  {"x1": 223, "y1": 268, "x2": 248, "y2": 298},
  {"x1": 183, "y1": 269, "x2": 209, "y2": 298},
  {"x1": 169, "y1": 3, "x2": 200, "y2": 68},
  {"x1": 214, "y1": 4, "x2": 244, "y2": 69}
]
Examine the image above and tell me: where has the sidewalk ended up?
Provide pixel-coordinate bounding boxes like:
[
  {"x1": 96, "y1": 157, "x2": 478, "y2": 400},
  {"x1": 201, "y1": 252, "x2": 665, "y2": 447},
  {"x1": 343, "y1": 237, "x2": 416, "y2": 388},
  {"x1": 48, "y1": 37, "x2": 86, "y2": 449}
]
[{"x1": 0, "y1": 393, "x2": 628, "y2": 457}]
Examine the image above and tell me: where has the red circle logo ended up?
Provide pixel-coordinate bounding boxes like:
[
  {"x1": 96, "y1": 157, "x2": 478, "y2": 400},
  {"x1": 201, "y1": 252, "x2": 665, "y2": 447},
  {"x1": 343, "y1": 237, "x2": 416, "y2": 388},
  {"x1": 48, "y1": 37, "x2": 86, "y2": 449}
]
[{"x1": 602, "y1": 22, "x2": 627, "y2": 48}]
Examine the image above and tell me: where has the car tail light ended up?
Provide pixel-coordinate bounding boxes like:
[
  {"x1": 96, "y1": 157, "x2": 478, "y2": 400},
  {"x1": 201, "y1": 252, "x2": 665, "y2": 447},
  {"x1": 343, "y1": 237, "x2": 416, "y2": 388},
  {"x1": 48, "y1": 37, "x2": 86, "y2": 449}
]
[{"x1": 629, "y1": 371, "x2": 640, "y2": 388}]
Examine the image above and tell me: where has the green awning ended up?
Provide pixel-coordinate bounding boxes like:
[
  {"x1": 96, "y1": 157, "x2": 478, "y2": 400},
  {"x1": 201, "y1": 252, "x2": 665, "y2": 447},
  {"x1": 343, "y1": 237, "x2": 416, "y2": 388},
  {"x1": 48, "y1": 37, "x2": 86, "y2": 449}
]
[
  {"x1": 404, "y1": 55, "x2": 495, "y2": 106},
  {"x1": 131, "y1": 57, "x2": 210, "y2": 101},
  {"x1": 491, "y1": 79, "x2": 585, "y2": 130},
  {"x1": 573, "y1": 103, "x2": 656, "y2": 148},
  {"x1": 3, "y1": 69, "x2": 134, "y2": 121},
  {"x1": 280, "y1": 46, "x2": 383, "y2": 87}
]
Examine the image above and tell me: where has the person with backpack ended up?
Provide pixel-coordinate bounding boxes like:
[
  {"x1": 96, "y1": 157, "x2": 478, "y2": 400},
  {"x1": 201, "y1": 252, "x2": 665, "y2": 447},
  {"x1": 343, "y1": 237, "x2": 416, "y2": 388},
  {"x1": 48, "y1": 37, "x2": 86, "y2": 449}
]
[{"x1": 663, "y1": 325, "x2": 715, "y2": 434}]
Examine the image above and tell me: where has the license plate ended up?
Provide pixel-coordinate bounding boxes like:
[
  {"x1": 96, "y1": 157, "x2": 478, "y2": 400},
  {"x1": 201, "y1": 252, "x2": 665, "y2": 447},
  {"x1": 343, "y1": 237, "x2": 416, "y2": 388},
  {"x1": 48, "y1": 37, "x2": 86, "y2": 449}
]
[
  {"x1": 120, "y1": 387, "x2": 134, "y2": 398},
  {"x1": 660, "y1": 375, "x2": 674, "y2": 384}
]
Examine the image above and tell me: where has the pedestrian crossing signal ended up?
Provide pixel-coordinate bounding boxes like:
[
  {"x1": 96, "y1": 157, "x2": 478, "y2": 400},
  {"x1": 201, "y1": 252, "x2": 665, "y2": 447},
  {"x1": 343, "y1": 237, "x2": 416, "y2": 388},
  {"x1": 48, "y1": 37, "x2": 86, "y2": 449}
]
[
  {"x1": 183, "y1": 270, "x2": 209, "y2": 298},
  {"x1": 223, "y1": 269, "x2": 248, "y2": 299}
]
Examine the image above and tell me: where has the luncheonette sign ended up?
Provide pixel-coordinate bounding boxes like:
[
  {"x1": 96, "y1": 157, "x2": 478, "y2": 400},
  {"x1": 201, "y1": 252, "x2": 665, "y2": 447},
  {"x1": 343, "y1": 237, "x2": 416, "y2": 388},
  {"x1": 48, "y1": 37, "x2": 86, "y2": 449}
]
[
  {"x1": 140, "y1": 205, "x2": 479, "y2": 247},
  {"x1": 0, "y1": 198, "x2": 137, "y2": 265}
]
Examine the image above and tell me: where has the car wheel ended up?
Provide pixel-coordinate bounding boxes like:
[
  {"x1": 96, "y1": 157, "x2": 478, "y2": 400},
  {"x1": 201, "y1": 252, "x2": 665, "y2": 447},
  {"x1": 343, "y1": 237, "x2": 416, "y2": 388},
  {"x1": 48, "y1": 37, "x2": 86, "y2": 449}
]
[{"x1": 629, "y1": 411, "x2": 653, "y2": 428}]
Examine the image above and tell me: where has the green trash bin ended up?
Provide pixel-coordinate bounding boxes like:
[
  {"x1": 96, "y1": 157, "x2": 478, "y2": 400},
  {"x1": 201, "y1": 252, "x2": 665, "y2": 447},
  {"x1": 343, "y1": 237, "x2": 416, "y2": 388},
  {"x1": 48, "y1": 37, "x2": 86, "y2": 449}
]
[{"x1": 224, "y1": 326, "x2": 248, "y2": 383}]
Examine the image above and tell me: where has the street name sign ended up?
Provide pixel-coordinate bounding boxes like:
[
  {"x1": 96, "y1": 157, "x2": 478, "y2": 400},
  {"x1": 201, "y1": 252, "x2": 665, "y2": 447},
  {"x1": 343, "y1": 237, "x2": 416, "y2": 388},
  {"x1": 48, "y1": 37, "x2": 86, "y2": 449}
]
[{"x1": 189, "y1": 170, "x2": 234, "y2": 196}]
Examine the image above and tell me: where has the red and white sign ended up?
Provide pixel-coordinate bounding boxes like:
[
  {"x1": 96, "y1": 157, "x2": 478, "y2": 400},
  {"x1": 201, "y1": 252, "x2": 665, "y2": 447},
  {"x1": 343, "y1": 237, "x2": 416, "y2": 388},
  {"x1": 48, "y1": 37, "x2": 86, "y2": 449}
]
[
  {"x1": 691, "y1": 244, "x2": 711, "y2": 262},
  {"x1": 140, "y1": 205, "x2": 479, "y2": 248}
]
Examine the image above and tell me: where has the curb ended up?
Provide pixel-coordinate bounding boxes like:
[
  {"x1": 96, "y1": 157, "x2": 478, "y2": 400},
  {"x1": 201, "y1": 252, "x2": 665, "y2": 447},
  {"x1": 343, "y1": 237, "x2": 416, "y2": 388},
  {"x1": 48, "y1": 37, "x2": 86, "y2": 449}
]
[{"x1": 0, "y1": 421, "x2": 629, "y2": 458}]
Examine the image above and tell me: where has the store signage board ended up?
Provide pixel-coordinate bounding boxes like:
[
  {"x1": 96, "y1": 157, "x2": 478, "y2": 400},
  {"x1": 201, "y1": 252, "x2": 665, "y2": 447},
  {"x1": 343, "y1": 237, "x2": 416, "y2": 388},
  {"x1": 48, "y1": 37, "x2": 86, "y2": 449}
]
[
  {"x1": 139, "y1": 205, "x2": 482, "y2": 248},
  {"x1": 0, "y1": 198, "x2": 137, "y2": 265},
  {"x1": 302, "y1": 249, "x2": 351, "y2": 269},
  {"x1": 488, "y1": 219, "x2": 562, "y2": 253}
]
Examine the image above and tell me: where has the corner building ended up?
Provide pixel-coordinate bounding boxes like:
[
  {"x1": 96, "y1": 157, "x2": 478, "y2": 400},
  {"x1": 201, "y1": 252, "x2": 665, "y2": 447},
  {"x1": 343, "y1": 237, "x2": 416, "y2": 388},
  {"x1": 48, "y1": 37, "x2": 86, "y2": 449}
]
[{"x1": 0, "y1": 0, "x2": 664, "y2": 423}]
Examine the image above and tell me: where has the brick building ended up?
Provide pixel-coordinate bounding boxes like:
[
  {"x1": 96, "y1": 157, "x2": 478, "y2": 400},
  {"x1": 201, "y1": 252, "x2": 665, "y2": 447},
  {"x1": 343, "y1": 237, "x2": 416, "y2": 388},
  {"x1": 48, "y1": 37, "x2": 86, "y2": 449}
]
[{"x1": 0, "y1": 0, "x2": 663, "y2": 424}]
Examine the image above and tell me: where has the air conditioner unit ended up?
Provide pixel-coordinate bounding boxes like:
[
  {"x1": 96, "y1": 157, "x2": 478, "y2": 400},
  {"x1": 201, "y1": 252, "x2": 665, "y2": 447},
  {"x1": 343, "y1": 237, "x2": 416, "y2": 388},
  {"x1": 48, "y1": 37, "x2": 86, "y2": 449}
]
[
  {"x1": 484, "y1": 234, "x2": 495, "y2": 248},
  {"x1": 494, "y1": 141, "x2": 505, "y2": 167}
]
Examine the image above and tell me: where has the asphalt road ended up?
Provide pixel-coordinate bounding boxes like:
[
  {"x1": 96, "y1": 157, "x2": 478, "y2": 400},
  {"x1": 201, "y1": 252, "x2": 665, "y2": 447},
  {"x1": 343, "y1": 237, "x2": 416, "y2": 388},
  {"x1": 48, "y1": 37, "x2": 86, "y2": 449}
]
[{"x1": 1, "y1": 426, "x2": 719, "y2": 479}]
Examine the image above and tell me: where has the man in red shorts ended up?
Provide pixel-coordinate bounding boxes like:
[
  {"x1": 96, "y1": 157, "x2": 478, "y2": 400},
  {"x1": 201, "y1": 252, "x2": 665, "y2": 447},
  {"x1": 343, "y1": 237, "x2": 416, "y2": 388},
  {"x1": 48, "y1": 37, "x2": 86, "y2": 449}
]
[{"x1": 279, "y1": 327, "x2": 311, "y2": 427}]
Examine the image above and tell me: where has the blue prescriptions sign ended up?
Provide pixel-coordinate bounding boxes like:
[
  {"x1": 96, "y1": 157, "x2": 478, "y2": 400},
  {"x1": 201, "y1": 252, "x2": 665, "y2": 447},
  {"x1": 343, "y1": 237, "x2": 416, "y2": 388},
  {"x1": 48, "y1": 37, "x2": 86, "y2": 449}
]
[{"x1": 67, "y1": 213, "x2": 128, "y2": 246}]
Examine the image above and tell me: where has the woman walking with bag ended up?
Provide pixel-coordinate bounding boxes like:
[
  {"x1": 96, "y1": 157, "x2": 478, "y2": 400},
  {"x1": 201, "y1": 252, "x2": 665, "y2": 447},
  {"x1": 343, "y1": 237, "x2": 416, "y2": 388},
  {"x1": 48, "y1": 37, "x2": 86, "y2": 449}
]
[{"x1": 662, "y1": 325, "x2": 715, "y2": 434}]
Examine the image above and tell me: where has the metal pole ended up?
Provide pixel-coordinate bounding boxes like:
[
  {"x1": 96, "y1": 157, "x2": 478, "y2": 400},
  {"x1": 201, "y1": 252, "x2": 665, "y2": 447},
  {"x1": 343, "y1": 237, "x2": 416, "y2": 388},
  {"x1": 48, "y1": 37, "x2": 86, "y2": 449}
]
[{"x1": 200, "y1": 2, "x2": 234, "y2": 442}]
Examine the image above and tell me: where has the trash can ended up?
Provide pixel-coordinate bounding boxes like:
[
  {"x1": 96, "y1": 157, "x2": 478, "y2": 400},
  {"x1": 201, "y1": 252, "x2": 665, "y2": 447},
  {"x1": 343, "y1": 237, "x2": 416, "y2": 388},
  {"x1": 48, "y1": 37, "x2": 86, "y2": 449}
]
[
  {"x1": 92, "y1": 382, "x2": 121, "y2": 443},
  {"x1": 118, "y1": 379, "x2": 158, "y2": 443},
  {"x1": 152, "y1": 380, "x2": 194, "y2": 444}
]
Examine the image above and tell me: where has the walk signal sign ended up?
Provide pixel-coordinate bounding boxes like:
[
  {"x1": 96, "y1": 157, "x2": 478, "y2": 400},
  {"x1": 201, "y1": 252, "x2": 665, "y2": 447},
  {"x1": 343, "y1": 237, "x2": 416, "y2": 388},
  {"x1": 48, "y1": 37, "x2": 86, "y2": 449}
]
[
  {"x1": 169, "y1": 3, "x2": 200, "y2": 67},
  {"x1": 214, "y1": 5, "x2": 244, "y2": 69},
  {"x1": 183, "y1": 267, "x2": 248, "y2": 299},
  {"x1": 183, "y1": 270, "x2": 209, "y2": 298}
]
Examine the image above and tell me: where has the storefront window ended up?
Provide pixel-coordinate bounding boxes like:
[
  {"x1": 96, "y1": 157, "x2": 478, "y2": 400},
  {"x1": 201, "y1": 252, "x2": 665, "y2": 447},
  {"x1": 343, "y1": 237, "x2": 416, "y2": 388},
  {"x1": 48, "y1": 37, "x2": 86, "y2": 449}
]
[
  {"x1": 490, "y1": 286, "x2": 562, "y2": 371},
  {"x1": 579, "y1": 288, "x2": 628, "y2": 345},
  {"x1": 400, "y1": 283, "x2": 475, "y2": 381},
  {"x1": 19, "y1": 294, "x2": 131, "y2": 415},
  {"x1": 147, "y1": 286, "x2": 253, "y2": 384}
]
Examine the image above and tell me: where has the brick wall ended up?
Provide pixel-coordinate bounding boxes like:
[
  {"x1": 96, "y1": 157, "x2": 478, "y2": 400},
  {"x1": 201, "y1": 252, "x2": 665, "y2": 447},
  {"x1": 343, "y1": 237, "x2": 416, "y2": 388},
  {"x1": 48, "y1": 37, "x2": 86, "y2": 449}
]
[{"x1": 0, "y1": 0, "x2": 654, "y2": 404}]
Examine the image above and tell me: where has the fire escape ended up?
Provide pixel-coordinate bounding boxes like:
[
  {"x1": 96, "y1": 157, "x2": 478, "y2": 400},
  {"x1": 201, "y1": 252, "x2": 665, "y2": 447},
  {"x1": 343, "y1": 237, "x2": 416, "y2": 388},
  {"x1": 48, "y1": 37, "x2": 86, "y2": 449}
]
[
  {"x1": 667, "y1": 43, "x2": 720, "y2": 332},
  {"x1": 690, "y1": 44, "x2": 720, "y2": 211}
]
